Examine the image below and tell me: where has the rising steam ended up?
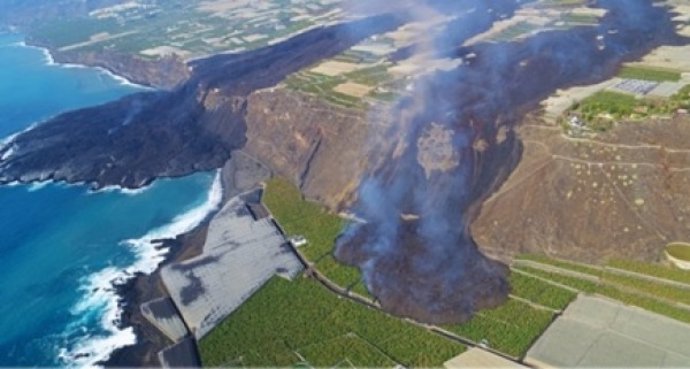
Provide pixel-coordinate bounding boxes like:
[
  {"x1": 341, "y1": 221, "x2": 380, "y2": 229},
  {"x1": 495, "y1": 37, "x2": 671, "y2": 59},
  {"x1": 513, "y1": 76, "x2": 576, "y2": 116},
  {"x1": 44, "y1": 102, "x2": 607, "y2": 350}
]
[{"x1": 335, "y1": 0, "x2": 682, "y2": 324}]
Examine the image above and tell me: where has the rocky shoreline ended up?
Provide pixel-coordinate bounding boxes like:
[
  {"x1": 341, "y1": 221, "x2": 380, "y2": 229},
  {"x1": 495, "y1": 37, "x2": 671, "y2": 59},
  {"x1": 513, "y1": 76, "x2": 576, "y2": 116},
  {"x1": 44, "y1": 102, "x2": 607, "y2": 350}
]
[
  {"x1": 104, "y1": 151, "x2": 272, "y2": 367},
  {"x1": 0, "y1": 15, "x2": 403, "y2": 193},
  {"x1": 22, "y1": 36, "x2": 190, "y2": 90}
]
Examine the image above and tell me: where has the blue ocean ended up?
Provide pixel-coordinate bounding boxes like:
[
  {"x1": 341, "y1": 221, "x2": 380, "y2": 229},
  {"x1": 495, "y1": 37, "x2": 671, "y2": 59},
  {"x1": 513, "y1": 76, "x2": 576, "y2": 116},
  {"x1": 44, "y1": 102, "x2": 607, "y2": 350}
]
[{"x1": 0, "y1": 33, "x2": 221, "y2": 366}]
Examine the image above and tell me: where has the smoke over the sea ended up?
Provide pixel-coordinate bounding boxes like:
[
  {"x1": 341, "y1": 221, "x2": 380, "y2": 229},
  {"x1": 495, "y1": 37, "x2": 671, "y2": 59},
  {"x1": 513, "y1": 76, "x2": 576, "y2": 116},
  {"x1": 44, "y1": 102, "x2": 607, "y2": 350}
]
[{"x1": 335, "y1": 0, "x2": 683, "y2": 324}]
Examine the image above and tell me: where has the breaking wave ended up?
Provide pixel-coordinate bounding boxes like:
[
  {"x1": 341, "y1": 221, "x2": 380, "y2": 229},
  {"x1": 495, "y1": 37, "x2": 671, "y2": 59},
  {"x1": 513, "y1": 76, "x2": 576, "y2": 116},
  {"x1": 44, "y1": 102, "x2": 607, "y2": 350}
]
[{"x1": 57, "y1": 172, "x2": 222, "y2": 367}]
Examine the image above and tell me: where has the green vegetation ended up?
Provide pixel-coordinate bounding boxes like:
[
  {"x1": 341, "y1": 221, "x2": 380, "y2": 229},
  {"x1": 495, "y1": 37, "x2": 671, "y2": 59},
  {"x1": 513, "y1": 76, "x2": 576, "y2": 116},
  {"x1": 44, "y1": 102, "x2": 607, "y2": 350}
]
[
  {"x1": 298, "y1": 335, "x2": 397, "y2": 368},
  {"x1": 602, "y1": 272, "x2": 690, "y2": 305},
  {"x1": 263, "y1": 177, "x2": 344, "y2": 262},
  {"x1": 666, "y1": 242, "x2": 690, "y2": 262},
  {"x1": 509, "y1": 272, "x2": 578, "y2": 310},
  {"x1": 607, "y1": 258, "x2": 690, "y2": 285},
  {"x1": 351, "y1": 280, "x2": 372, "y2": 298},
  {"x1": 514, "y1": 266, "x2": 598, "y2": 293},
  {"x1": 517, "y1": 254, "x2": 603, "y2": 276},
  {"x1": 513, "y1": 255, "x2": 690, "y2": 325},
  {"x1": 263, "y1": 178, "x2": 372, "y2": 298},
  {"x1": 561, "y1": 13, "x2": 599, "y2": 25},
  {"x1": 618, "y1": 66, "x2": 682, "y2": 82},
  {"x1": 284, "y1": 71, "x2": 367, "y2": 109},
  {"x1": 200, "y1": 277, "x2": 465, "y2": 367},
  {"x1": 570, "y1": 91, "x2": 637, "y2": 131},
  {"x1": 315, "y1": 255, "x2": 362, "y2": 288},
  {"x1": 344, "y1": 65, "x2": 392, "y2": 86},
  {"x1": 568, "y1": 85, "x2": 690, "y2": 132},
  {"x1": 444, "y1": 299, "x2": 554, "y2": 358},
  {"x1": 595, "y1": 285, "x2": 690, "y2": 324},
  {"x1": 491, "y1": 22, "x2": 537, "y2": 42},
  {"x1": 27, "y1": 0, "x2": 341, "y2": 58}
]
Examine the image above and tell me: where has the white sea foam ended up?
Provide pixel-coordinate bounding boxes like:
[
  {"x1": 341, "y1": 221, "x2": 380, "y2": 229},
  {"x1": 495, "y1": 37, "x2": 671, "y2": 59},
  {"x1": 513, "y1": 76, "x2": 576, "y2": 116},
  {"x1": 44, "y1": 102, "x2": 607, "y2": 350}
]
[
  {"x1": 27, "y1": 181, "x2": 50, "y2": 192},
  {"x1": 90, "y1": 184, "x2": 151, "y2": 196},
  {"x1": 11, "y1": 39, "x2": 148, "y2": 89},
  {"x1": 58, "y1": 172, "x2": 223, "y2": 368}
]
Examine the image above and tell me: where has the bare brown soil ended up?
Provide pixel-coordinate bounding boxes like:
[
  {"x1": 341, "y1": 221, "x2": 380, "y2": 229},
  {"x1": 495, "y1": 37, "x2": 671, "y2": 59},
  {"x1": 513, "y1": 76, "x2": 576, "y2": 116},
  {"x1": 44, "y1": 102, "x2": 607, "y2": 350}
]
[{"x1": 472, "y1": 113, "x2": 690, "y2": 263}]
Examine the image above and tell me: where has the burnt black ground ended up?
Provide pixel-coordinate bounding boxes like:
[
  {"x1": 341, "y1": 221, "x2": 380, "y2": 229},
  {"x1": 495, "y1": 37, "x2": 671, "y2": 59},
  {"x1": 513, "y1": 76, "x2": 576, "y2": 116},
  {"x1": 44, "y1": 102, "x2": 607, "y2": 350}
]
[
  {"x1": 0, "y1": 14, "x2": 404, "y2": 189},
  {"x1": 335, "y1": 0, "x2": 687, "y2": 324}
]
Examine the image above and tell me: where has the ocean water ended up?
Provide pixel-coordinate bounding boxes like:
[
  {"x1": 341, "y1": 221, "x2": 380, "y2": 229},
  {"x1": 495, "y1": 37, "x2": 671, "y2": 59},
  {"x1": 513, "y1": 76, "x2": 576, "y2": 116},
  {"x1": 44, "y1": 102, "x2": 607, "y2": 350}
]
[{"x1": 0, "y1": 33, "x2": 221, "y2": 366}]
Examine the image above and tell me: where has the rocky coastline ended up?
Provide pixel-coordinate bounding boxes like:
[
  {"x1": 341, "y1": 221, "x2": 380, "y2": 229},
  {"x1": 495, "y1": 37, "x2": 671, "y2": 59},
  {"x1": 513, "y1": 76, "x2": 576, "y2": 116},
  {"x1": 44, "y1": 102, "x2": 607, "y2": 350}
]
[
  {"x1": 104, "y1": 151, "x2": 272, "y2": 367},
  {"x1": 0, "y1": 15, "x2": 403, "y2": 193}
]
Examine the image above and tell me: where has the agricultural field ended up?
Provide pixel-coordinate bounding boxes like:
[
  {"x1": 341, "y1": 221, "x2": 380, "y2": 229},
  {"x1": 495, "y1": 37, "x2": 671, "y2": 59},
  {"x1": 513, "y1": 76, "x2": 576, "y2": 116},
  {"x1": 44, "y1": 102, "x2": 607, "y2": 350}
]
[
  {"x1": 608, "y1": 258, "x2": 690, "y2": 284},
  {"x1": 199, "y1": 277, "x2": 466, "y2": 368},
  {"x1": 443, "y1": 299, "x2": 555, "y2": 358},
  {"x1": 618, "y1": 65, "x2": 682, "y2": 82},
  {"x1": 465, "y1": 0, "x2": 604, "y2": 46},
  {"x1": 509, "y1": 272, "x2": 578, "y2": 310},
  {"x1": 489, "y1": 22, "x2": 539, "y2": 42},
  {"x1": 263, "y1": 179, "x2": 599, "y2": 360},
  {"x1": 513, "y1": 254, "x2": 690, "y2": 324},
  {"x1": 27, "y1": 0, "x2": 344, "y2": 59},
  {"x1": 566, "y1": 85, "x2": 690, "y2": 131},
  {"x1": 263, "y1": 177, "x2": 344, "y2": 262},
  {"x1": 262, "y1": 178, "x2": 371, "y2": 298},
  {"x1": 282, "y1": 59, "x2": 398, "y2": 109}
]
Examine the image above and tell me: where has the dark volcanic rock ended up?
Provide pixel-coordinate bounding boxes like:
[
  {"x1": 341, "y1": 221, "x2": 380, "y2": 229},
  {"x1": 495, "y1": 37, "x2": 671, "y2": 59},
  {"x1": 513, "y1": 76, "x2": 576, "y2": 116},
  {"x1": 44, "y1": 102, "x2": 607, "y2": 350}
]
[
  {"x1": 335, "y1": 0, "x2": 686, "y2": 324},
  {"x1": 0, "y1": 15, "x2": 404, "y2": 189},
  {"x1": 49, "y1": 49, "x2": 190, "y2": 90}
]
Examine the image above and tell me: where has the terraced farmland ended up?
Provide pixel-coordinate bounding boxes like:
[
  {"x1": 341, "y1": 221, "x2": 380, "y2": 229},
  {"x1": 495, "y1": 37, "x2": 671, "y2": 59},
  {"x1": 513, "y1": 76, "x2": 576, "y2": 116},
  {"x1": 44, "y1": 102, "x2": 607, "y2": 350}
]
[
  {"x1": 29, "y1": 0, "x2": 344, "y2": 59},
  {"x1": 263, "y1": 178, "x2": 371, "y2": 299},
  {"x1": 608, "y1": 258, "x2": 690, "y2": 285},
  {"x1": 443, "y1": 299, "x2": 555, "y2": 358},
  {"x1": 513, "y1": 254, "x2": 690, "y2": 324},
  {"x1": 199, "y1": 277, "x2": 466, "y2": 367},
  {"x1": 509, "y1": 272, "x2": 578, "y2": 310},
  {"x1": 262, "y1": 178, "x2": 580, "y2": 360}
]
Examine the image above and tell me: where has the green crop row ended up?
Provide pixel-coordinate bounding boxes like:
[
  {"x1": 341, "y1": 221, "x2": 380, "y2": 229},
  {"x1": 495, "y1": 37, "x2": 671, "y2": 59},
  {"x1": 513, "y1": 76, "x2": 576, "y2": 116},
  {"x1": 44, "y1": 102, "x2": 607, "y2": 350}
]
[
  {"x1": 607, "y1": 258, "x2": 690, "y2": 285},
  {"x1": 596, "y1": 285, "x2": 690, "y2": 324},
  {"x1": 618, "y1": 66, "x2": 682, "y2": 82},
  {"x1": 516, "y1": 254, "x2": 690, "y2": 305},
  {"x1": 602, "y1": 272, "x2": 690, "y2": 306},
  {"x1": 263, "y1": 178, "x2": 369, "y2": 295},
  {"x1": 444, "y1": 299, "x2": 554, "y2": 358},
  {"x1": 516, "y1": 254, "x2": 603, "y2": 277},
  {"x1": 199, "y1": 277, "x2": 465, "y2": 367},
  {"x1": 561, "y1": 13, "x2": 599, "y2": 25},
  {"x1": 315, "y1": 255, "x2": 362, "y2": 289},
  {"x1": 509, "y1": 272, "x2": 577, "y2": 310},
  {"x1": 298, "y1": 334, "x2": 396, "y2": 368},
  {"x1": 344, "y1": 65, "x2": 392, "y2": 86},
  {"x1": 513, "y1": 266, "x2": 599, "y2": 293},
  {"x1": 263, "y1": 177, "x2": 344, "y2": 262},
  {"x1": 514, "y1": 263, "x2": 690, "y2": 325}
]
